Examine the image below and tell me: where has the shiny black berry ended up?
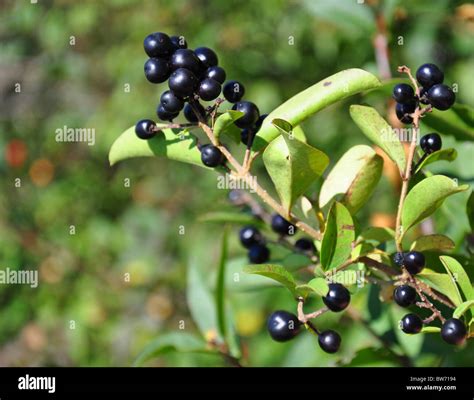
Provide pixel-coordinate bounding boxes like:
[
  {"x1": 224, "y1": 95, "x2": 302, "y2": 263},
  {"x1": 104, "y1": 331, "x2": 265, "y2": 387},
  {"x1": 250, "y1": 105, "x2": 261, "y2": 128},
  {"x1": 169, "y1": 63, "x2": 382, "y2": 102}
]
[
  {"x1": 194, "y1": 47, "x2": 218, "y2": 68},
  {"x1": 416, "y1": 63, "x2": 444, "y2": 89},
  {"x1": 441, "y1": 318, "x2": 467, "y2": 345},
  {"x1": 394, "y1": 285, "x2": 417, "y2": 307},
  {"x1": 143, "y1": 32, "x2": 173, "y2": 57},
  {"x1": 156, "y1": 104, "x2": 178, "y2": 121},
  {"x1": 160, "y1": 90, "x2": 184, "y2": 113},
  {"x1": 170, "y1": 35, "x2": 187, "y2": 50},
  {"x1": 168, "y1": 68, "x2": 198, "y2": 97},
  {"x1": 393, "y1": 84, "x2": 415, "y2": 104},
  {"x1": 404, "y1": 251, "x2": 425, "y2": 275},
  {"x1": 198, "y1": 78, "x2": 221, "y2": 101},
  {"x1": 170, "y1": 49, "x2": 202, "y2": 75},
  {"x1": 395, "y1": 101, "x2": 416, "y2": 124},
  {"x1": 205, "y1": 66, "x2": 226, "y2": 84},
  {"x1": 426, "y1": 84, "x2": 456, "y2": 111},
  {"x1": 294, "y1": 238, "x2": 315, "y2": 253},
  {"x1": 419, "y1": 87, "x2": 430, "y2": 105},
  {"x1": 323, "y1": 283, "x2": 351, "y2": 312},
  {"x1": 420, "y1": 133, "x2": 442, "y2": 154},
  {"x1": 248, "y1": 244, "x2": 270, "y2": 264},
  {"x1": 267, "y1": 310, "x2": 301, "y2": 342},
  {"x1": 400, "y1": 313, "x2": 423, "y2": 334},
  {"x1": 200, "y1": 144, "x2": 224, "y2": 167},
  {"x1": 393, "y1": 252, "x2": 405, "y2": 267},
  {"x1": 135, "y1": 119, "x2": 156, "y2": 140},
  {"x1": 271, "y1": 214, "x2": 296, "y2": 236},
  {"x1": 239, "y1": 226, "x2": 263, "y2": 248},
  {"x1": 183, "y1": 103, "x2": 206, "y2": 123},
  {"x1": 232, "y1": 101, "x2": 260, "y2": 129},
  {"x1": 144, "y1": 58, "x2": 170, "y2": 84},
  {"x1": 223, "y1": 80, "x2": 245, "y2": 103},
  {"x1": 318, "y1": 330, "x2": 341, "y2": 353}
]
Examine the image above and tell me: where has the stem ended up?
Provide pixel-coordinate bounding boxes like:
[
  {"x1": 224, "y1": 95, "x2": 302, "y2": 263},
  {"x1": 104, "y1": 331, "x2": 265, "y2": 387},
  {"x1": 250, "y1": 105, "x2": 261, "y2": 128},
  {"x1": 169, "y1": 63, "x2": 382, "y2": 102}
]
[{"x1": 297, "y1": 297, "x2": 328, "y2": 324}]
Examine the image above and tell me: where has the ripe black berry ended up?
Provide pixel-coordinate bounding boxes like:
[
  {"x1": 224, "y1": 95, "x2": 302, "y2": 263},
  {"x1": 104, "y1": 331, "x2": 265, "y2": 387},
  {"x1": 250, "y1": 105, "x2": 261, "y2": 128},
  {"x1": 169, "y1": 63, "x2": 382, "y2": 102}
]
[
  {"x1": 194, "y1": 47, "x2": 218, "y2": 68},
  {"x1": 160, "y1": 90, "x2": 184, "y2": 113},
  {"x1": 170, "y1": 35, "x2": 187, "y2": 50},
  {"x1": 135, "y1": 119, "x2": 157, "y2": 140},
  {"x1": 420, "y1": 133, "x2": 442, "y2": 154},
  {"x1": 395, "y1": 101, "x2": 416, "y2": 124},
  {"x1": 426, "y1": 84, "x2": 456, "y2": 111},
  {"x1": 156, "y1": 104, "x2": 178, "y2": 121},
  {"x1": 393, "y1": 252, "x2": 405, "y2": 267},
  {"x1": 198, "y1": 78, "x2": 221, "y2": 101},
  {"x1": 441, "y1": 318, "x2": 467, "y2": 345},
  {"x1": 241, "y1": 127, "x2": 256, "y2": 146},
  {"x1": 168, "y1": 68, "x2": 198, "y2": 97},
  {"x1": 400, "y1": 313, "x2": 423, "y2": 334},
  {"x1": 144, "y1": 58, "x2": 170, "y2": 84},
  {"x1": 318, "y1": 330, "x2": 341, "y2": 353},
  {"x1": 170, "y1": 49, "x2": 202, "y2": 76},
  {"x1": 416, "y1": 63, "x2": 444, "y2": 89},
  {"x1": 223, "y1": 80, "x2": 245, "y2": 103},
  {"x1": 392, "y1": 84, "x2": 415, "y2": 104},
  {"x1": 232, "y1": 101, "x2": 260, "y2": 129},
  {"x1": 393, "y1": 285, "x2": 417, "y2": 307},
  {"x1": 294, "y1": 238, "x2": 315, "y2": 253},
  {"x1": 200, "y1": 144, "x2": 224, "y2": 167},
  {"x1": 239, "y1": 226, "x2": 263, "y2": 248},
  {"x1": 271, "y1": 214, "x2": 296, "y2": 236},
  {"x1": 323, "y1": 283, "x2": 351, "y2": 312},
  {"x1": 143, "y1": 32, "x2": 173, "y2": 57},
  {"x1": 248, "y1": 244, "x2": 270, "y2": 264},
  {"x1": 267, "y1": 310, "x2": 301, "y2": 342},
  {"x1": 205, "y1": 66, "x2": 226, "y2": 84},
  {"x1": 404, "y1": 251, "x2": 425, "y2": 275},
  {"x1": 183, "y1": 103, "x2": 206, "y2": 123}
]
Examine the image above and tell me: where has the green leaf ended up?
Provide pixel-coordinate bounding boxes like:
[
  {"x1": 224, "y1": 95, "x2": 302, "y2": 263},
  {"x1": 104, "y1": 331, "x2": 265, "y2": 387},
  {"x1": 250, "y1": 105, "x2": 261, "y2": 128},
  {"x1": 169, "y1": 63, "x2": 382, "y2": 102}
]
[
  {"x1": 320, "y1": 202, "x2": 355, "y2": 271},
  {"x1": 133, "y1": 332, "x2": 210, "y2": 366},
  {"x1": 243, "y1": 264, "x2": 298, "y2": 298},
  {"x1": 422, "y1": 103, "x2": 474, "y2": 142},
  {"x1": 414, "y1": 148, "x2": 457, "y2": 173},
  {"x1": 109, "y1": 126, "x2": 203, "y2": 167},
  {"x1": 213, "y1": 110, "x2": 244, "y2": 143},
  {"x1": 254, "y1": 69, "x2": 381, "y2": 151},
  {"x1": 358, "y1": 226, "x2": 395, "y2": 244},
  {"x1": 421, "y1": 326, "x2": 441, "y2": 333},
  {"x1": 198, "y1": 212, "x2": 264, "y2": 228},
  {"x1": 350, "y1": 105, "x2": 406, "y2": 173},
  {"x1": 410, "y1": 235, "x2": 455, "y2": 252},
  {"x1": 262, "y1": 119, "x2": 329, "y2": 215},
  {"x1": 295, "y1": 277, "x2": 329, "y2": 298},
  {"x1": 319, "y1": 145, "x2": 383, "y2": 214},
  {"x1": 440, "y1": 256, "x2": 474, "y2": 302},
  {"x1": 453, "y1": 300, "x2": 474, "y2": 319},
  {"x1": 401, "y1": 175, "x2": 468, "y2": 236},
  {"x1": 215, "y1": 229, "x2": 228, "y2": 339},
  {"x1": 467, "y1": 191, "x2": 474, "y2": 232},
  {"x1": 418, "y1": 269, "x2": 463, "y2": 307}
]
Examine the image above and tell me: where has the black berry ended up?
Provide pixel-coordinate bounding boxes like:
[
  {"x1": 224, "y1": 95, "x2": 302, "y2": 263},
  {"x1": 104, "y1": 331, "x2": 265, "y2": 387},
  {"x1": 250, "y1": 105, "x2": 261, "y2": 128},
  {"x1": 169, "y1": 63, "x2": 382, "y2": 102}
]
[
  {"x1": 393, "y1": 285, "x2": 417, "y2": 307},
  {"x1": 248, "y1": 244, "x2": 270, "y2": 264},
  {"x1": 135, "y1": 119, "x2": 157, "y2": 140},
  {"x1": 416, "y1": 63, "x2": 444, "y2": 89},
  {"x1": 232, "y1": 101, "x2": 260, "y2": 129},
  {"x1": 156, "y1": 104, "x2": 178, "y2": 121},
  {"x1": 393, "y1": 84, "x2": 415, "y2": 104},
  {"x1": 170, "y1": 49, "x2": 202, "y2": 76},
  {"x1": 205, "y1": 66, "x2": 226, "y2": 84},
  {"x1": 168, "y1": 68, "x2": 198, "y2": 97},
  {"x1": 239, "y1": 226, "x2": 263, "y2": 249},
  {"x1": 426, "y1": 84, "x2": 456, "y2": 111},
  {"x1": 294, "y1": 238, "x2": 315, "y2": 253},
  {"x1": 271, "y1": 214, "x2": 296, "y2": 236},
  {"x1": 395, "y1": 101, "x2": 416, "y2": 124},
  {"x1": 404, "y1": 251, "x2": 425, "y2": 275},
  {"x1": 144, "y1": 58, "x2": 170, "y2": 84},
  {"x1": 419, "y1": 87, "x2": 430, "y2": 105},
  {"x1": 267, "y1": 310, "x2": 301, "y2": 342},
  {"x1": 183, "y1": 103, "x2": 206, "y2": 123},
  {"x1": 420, "y1": 133, "x2": 442, "y2": 154},
  {"x1": 400, "y1": 313, "x2": 423, "y2": 334},
  {"x1": 160, "y1": 90, "x2": 184, "y2": 113},
  {"x1": 393, "y1": 252, "x2": 405, "y2": 267},
  {"x1": 143, "y1": 32, "x2": 173, "y2": 57},
  {"x1": 200, "y1": 144, "x2": 224, "y2": 167},
  {"x1": 170, "y1": 35, "x2": 187, "y2": 50},
  {"x1": 323, "y1": 283, "x2": 351, "y2": 312},
  {"x1": 198, "y1": 78, "x2": 221, "y2": 101},
  {"x1": 441, "y1": 318, "x2": 467, "y2": 345},
  {"x1": 318, "y1": 330, "x2": 341, "y2": 353},
  {"x1": 223, "y1": 80, "x2": 245, "y2": 103},
  {"x1": 194, "y1": 47, "x2": 218, "y2": 68}
]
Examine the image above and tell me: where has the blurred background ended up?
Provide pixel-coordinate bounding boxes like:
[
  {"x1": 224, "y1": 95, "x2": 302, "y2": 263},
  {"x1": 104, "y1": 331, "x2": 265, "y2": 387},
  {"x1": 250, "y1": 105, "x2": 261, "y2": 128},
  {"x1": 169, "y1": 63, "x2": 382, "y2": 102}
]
[{"x1": 0, "y1": 0, "x2": 473, "y2": 367}]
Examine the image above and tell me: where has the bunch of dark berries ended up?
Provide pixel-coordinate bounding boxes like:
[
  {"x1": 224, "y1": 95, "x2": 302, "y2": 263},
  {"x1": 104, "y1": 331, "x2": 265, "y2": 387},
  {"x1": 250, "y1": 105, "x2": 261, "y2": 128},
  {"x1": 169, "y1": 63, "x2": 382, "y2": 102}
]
[{"x1": 393, "y1": 63, "x2": 456, "y2": 125}]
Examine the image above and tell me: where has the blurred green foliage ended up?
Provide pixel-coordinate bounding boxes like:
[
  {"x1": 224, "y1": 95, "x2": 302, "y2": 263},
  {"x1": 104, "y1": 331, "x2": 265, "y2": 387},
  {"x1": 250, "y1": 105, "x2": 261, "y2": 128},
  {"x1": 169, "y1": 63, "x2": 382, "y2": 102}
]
[{"x1": 0, "y1": 0, "x2": 473, "y2": 366}]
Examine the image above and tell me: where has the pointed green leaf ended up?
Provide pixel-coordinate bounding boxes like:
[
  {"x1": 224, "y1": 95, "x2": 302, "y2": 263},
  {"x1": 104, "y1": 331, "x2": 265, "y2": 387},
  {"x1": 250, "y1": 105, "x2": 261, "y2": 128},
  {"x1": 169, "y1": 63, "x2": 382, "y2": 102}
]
[
  {"x1": 453, "y1": 300, "x2": 474, "y2": 319},
  {"x1": 410, "y1": 235, "x2": 455, "y2": 252},
  {"x1": 440, "y1": 256, "x2": 474, "y2": 302},
  {"x1": 319, "y1": 145, "x2": 383, "y2": 214},
  {"x1": 295, "y1": 277, "x2": 329, "y2": 298},
  {"x1": 243, "y1": 264, "x2": 298, "y2": 297},
  {"x1": 213, "y1": 110, "x2": 244, "y2": 143},
  {"x1": 422, "y1": 103, "x2": 474, "y2": 142},
  {"x1": 350, "y1": 105, "x2": 406, "y2": 173},
  {"x1": 254, "y1": 69, "x2": 381, "y2": 151},
  {"x1": 414, "y1": 148, "x2": 457, "y2": 173},
  {"x1": 262, "y1": 120, "x2": 329, "y2": 216},
  {"x1": 215, "y1": 229, "x2": 228, "y2": 339},
  {"x1": 320, "y1": 202, "x2": 355, "y2": 271},
  {"x1": 418, "y1": 269, "x2": 463, "y2": 306},
  {"x1": 401, "y1": 175, "x2": 468, "y2": 236}
]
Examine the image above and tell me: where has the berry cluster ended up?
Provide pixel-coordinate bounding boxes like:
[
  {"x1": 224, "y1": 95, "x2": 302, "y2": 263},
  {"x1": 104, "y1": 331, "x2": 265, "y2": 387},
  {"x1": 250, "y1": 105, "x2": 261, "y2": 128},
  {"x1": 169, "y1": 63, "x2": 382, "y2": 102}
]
[{"x1": 393, "y1": 63, "x2": 455, "y2": 125}]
